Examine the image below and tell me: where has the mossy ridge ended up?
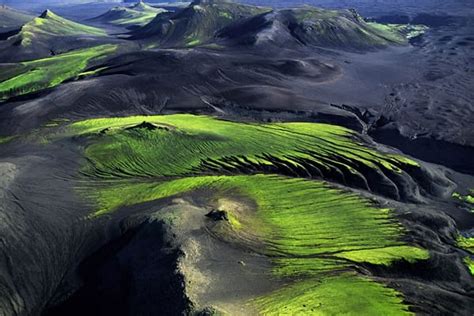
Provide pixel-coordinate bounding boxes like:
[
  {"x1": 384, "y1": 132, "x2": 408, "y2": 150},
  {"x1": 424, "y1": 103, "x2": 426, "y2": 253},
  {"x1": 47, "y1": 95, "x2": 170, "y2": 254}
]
[
  {"x1": 69, "y1": 115, "x2": 430, "y2": 314},
  {"x1": 457, "y1": 236, "x2": 474, "y2": 275},
  {"x1": 252, "y1": 273, "x2": 413, "y2": 315},
  {"x1": 90, "y1": 174, "x2": 428, "y2": 266},
  {"x1": 18, "y1": 10, "x2": 106, "y2": 47},
  {"x1": 86, "y1": 174, "x2": 426, "y2": 314},
  {"x1": 464, "y1": 258, "x2": 474, "y2": 276},
  {"x1": 0, "y1": 44, "x2": 117, "y2": 100},
  {"x1": 94, "y1": 3, "x2": 167, "y2": 27},
  {"x1": 70, "y1": 115, "x2": 419, "y2": 200},
  {"x1": 453, "y1": 190, "x2": 474, "y2": 205}
]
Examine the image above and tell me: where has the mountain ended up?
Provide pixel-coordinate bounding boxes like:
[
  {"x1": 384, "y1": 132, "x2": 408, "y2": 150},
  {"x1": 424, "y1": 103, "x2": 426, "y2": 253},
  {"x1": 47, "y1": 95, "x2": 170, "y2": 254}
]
[
  {"x1": 0, "y1": 5, "x2": 33, "y2": 32},
  {"x1": 130, "y1": 0, "x2": 271, "y2": 47},
  {"x1": 91, "y1": 1, "x2": 167, "y2": 28},
  {"x1": 13, "y1": 9, "x2": 106, "y2": 47},
  {"x1": 0, "y1": 10, "x2": 110, "y2": 62},
  {"x1": 130, "y1": 1, "x2": 408, "y2": 50},
  {"x1": 217, "y1": 7, "x2": 407, "y2": 50}
]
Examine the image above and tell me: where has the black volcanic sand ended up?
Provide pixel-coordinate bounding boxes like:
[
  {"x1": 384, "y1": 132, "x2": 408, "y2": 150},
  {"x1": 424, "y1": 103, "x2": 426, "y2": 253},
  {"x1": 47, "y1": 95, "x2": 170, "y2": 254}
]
[{"x1": 0, "y1": 3, "x2": 474, "y2": 316}]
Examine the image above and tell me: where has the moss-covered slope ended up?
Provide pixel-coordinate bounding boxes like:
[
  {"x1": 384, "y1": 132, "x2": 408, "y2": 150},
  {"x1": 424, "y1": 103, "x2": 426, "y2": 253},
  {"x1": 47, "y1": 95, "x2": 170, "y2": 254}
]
[
  {"x1": 59, "y1": 114, "x2": 437, "y2": 314},
  {"x1": 91, "y1": 2, "x2": 167, "y2": 28},
  {"x1": 70, "y1": 114, "x2": 435, "y2": 202},
  {"x1": 13, "y1": 10, "x2": 106, "y2": 47},
  {"x1": 0, "y1": 44, "x2": 117, "y2": 100}
]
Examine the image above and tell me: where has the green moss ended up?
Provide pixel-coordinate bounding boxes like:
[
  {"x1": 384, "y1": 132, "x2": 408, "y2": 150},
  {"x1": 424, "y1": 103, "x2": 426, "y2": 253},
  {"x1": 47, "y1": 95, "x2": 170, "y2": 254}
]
[
  {"x1": 0, "y1": 44, "x2": 117, "y2": 100},
  {"x1": 464, "y1": 257, "x2": 474, "y2": 276},
  {"x1": 453, "y1": 191, "x2": 474, "y2": 206},
  {"x1": 69, "y1": 115, "x2": 418, "y2": 181},
  {"x1": 252, "y1": 274, "x2": 413, "y2": 315},
  {"x1": 90, "y1": 174, "x2": 428, "y2": 270},
  {"x1": 19, "y1": 10, "x2": 106, "y2": 46},
  {"x1": 0, "y1": 135, "x2": 16, "y2": 144},
  {"x1": 186, "y1": 39, "x2": 201, "y2": 47},
  {"x1": 106, "y1": 6, "x2": 167, "y2": 27},
  {"x1": 67, "y1": 114, "x2": 430, "y2": 314},
  {"x1": 458, "y1": 236, "x2": 474, "y2": 253},
  {"x1": 335, "y1": 246, "x2": 429, "y2": 265}
]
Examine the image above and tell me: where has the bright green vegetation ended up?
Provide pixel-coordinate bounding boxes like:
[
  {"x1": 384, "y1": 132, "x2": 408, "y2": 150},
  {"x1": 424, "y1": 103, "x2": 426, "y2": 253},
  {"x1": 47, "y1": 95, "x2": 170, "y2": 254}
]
[
  {"x1": 453, "y1": 190, "x2": 474, "y2": 205},
  {"x1": 457, "y1": 236, "x2": 474, "y2": 275},
  {"x1": 96, "y1": 3, "x2": 167, "y2": 27},
  {"x1": 91, "y1": 174, "x2": 426, "y2": 269},
  {"x1": 67, "y1": 114, "x2": 429, "y2": 314},
  {"x1": 464, "y1": 258, "x2": 474, "y2": 276},
  {"x1": 458, "y1": 236, "x2": 474, "y2": 253},
  {"x1": 186, "y1": 38, "x2": 202, "y2": 47},
  {"x1": 334, "y1": 246, "x2": 429, "y2": 266},
  {"x1": 77, "y1": 66, "x2": 109, "y2": 78},
  {"x1": 368, "y1": 23, "x2": 428, "y2": 40},
  {"x1": 17, "y1": 10, "x2": 106, "y2": 46},
  {"x1": 70, "y1": 114, "x2": 418, "y2": 182},
  {"x1": 252, "y1": 274, "x2": 413, "y2": 315},
  {"x1": 0, "y1": 44, "x2": 117, "y2": 100}
]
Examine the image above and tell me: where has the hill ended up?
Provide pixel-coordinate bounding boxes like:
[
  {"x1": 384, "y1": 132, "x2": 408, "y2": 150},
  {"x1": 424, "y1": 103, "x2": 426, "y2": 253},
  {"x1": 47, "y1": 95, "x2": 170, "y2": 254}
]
[
  {"x1": 130, "y1": 0, "x2": 271, "y2": 47},
  {"x1": 217, "y1": 7, "x2": 408, "y2": 50},
  {"x1": 130, "y1": 1, "x2": 411, "y2": 50},
  {"x1": 91, "y1": 1, "x2": 167, "y2": 28},
  {"x1": 14, "y1": 10, "x2": 106, "y2": 47},
  {"x1": 0, "y1": 10, "x2": 112, "y2": 62}
]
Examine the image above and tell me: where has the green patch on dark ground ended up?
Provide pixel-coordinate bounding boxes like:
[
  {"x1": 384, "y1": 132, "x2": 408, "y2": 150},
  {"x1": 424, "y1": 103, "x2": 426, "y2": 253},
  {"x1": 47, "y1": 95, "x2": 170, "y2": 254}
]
[
  {"x1": 0, "y1": 44, "x2": 117, "y2": 100},
  {"x1": 65, "y1": 114, "x2": 430, "y2": 314}
]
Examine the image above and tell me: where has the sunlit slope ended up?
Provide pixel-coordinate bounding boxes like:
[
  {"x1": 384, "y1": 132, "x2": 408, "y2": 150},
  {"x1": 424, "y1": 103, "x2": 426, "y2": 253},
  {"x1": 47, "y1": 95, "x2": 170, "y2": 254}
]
[
  {"x1": 0, "y1": 44, "x2": 117, "y2": 100},
  {"x1": 14, "y1": 10, "x2": 106, "y2": 47},
  {"x1": 68, "y1": 115, "x2": 448, "y2": 205},
  {"x1": 62, "y1": 114, "x2": 434, "y2": 314},
  {"x1": 91, "y1": 2, "x2": 167, "y2": 27}
]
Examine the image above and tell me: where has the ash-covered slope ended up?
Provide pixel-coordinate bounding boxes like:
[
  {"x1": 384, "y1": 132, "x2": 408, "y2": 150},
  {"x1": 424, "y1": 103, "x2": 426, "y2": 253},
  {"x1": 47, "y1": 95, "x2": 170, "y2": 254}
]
[
  {"x1": 90, "y1": 1, "x2": 167, "y2": 28},
  {"x1": 0, "y1": 5, "x2": 33, "y2": 33},
  {"x1": 130, "y1": 0, "x2": 271, "y2": 46}
]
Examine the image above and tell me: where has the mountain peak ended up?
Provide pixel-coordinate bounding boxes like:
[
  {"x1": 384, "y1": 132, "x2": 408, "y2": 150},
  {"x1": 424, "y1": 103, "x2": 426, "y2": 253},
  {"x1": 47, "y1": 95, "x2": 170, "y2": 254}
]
[{"x1": 39, "y1": 9, "x2": 55, "y2": 19}]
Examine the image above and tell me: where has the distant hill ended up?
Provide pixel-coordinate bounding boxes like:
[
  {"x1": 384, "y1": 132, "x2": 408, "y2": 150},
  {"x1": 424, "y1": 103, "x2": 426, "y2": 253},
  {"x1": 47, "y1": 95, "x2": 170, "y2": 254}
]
[
  {"x1": 217, "y1": 7, "x2": 407, "y2": 50},
  {"x1": 0, "y1": 10, "x2": 111, "y2": 62},
  {"x1": 0, "y1": 5, "x2": 33, "y2": 32},
  {"x1": 12, "y1": 10, "x2": 106, "y2": 47},
  {"x1": 130, "y1": 0, "x2": 271, "y2": 47},
  {"x1": 91, "y1": 1, "x2": 167, "y2": 28},
  {"x1": 130, "y1": 1, "x2": 408, "y2": 50}
]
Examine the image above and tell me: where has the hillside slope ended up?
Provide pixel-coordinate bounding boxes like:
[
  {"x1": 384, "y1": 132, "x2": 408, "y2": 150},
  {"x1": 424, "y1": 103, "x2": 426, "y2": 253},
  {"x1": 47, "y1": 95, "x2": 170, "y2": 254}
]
[
  {"x1": 131, "y1": 0, "x2": 271, "y2": 47},
  {"x1": 0, "y1": 10, "x2": 115, "y2": 62},
  {"x1": 91, "y1": 1, "x2": 167, "y2": 28},
  {"x1": 217, "y1": 7, "x2": 408, "y2": 50}
]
